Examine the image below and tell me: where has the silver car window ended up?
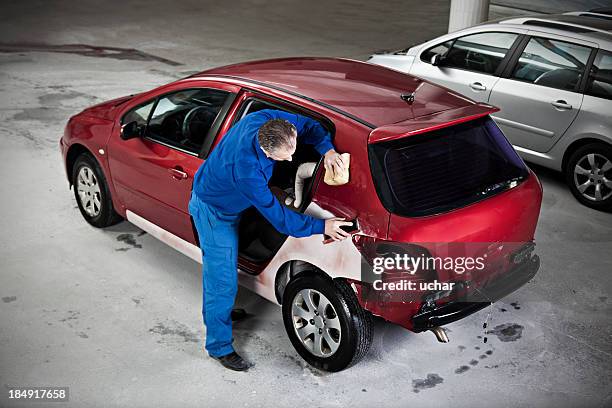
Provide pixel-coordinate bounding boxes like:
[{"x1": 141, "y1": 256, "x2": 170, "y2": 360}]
[
  {"x1": 511, "y1": 37, "x2": 591, "y2": 92},
  {"x1": 420, "y1": 40, "x2": 453, "y2": 63},
  {"x1": 428, "y1": 32, "x2": 518, "y2": 75},
  {"x1": 586, "y1": 49, "x2": 612, "y2": 100}
]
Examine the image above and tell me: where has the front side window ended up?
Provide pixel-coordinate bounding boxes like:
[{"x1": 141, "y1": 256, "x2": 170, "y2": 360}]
[
  {"x1": 511, "y1": 37, "x2": 591, "y2": 91},
  {"x1": 433, "y1": 32, "x2": 519, "y2": 74},
  {"x1": 585, "y1": 49, "x2": 612, "y2": 100},
  {"x1": 121, "y1": 101, "x2": 155, "y2": 130},
  {"x1": 146, "y1": 88, "x2": 229, "y2": 154},
  {"x1": 421, "y1": 40, "x2": 452, "y2": 63}
]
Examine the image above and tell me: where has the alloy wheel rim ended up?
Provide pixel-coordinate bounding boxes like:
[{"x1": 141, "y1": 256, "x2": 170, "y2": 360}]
[
  {"x1": 573, "y1": 153, "x2": 612, "y2": 202},
  {"x1": 291, "y1": 288, "x2": 341, "y2": 358},
  {"x1": 77, "y1": 166, "x2": 102, "y2": 217}
]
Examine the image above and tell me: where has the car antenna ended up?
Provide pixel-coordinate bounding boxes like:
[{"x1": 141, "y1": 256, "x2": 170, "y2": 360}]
[{"x1": 400, "y1": 92, "x2": 415, "y2": 104}]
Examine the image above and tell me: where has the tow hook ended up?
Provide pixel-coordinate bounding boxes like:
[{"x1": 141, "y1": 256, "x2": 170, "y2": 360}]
[{"x1": 430, "y1": 326, "x2": 449, "y2": 343}]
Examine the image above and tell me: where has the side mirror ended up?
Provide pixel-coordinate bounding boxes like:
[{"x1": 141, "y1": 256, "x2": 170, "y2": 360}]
[
  {"x1": 431, "y1": 53, "x2": 444, "y2": 66},
  {"x1": 120, "y1": 121, "x2": 142, "y2": 140}
]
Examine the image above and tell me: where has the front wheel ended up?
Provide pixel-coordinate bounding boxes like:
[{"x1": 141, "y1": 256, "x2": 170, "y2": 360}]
[
  {"x1": 72, "y1": 153, "x2": 123, "y2": 227},
  {"x1": 565, "y1": 143, "x2": 612, "y2": 212},
  {"x1": 282, "y1": 272, "x2": 372, "y2": 372}
]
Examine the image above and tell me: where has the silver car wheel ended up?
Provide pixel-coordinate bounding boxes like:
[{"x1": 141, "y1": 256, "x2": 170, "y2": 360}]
[
  {"x1": 573, "y1": 153, "x2": 612, "y2": 202},
  {"x1": 291, "y1": 288, "x2": 341, "y2": 358},
  {"x1": 76, "y1": 166, "x2": 102, "y2": 217}
]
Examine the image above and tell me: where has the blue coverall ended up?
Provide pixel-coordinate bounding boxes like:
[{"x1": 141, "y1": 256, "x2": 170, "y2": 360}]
[{"x1": 189, "y1": 109, "x2": 334, "y2": 357}]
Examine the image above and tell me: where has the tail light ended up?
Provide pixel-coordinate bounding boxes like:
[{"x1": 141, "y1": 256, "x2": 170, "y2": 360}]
[{"x1": 352, "y1": 235, "x2": 437, "y2": 302}]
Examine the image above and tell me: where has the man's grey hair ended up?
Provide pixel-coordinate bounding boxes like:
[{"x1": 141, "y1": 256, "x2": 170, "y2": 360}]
[{"x1": 258, "y1": 119, "x2": 296, "y2": 153}]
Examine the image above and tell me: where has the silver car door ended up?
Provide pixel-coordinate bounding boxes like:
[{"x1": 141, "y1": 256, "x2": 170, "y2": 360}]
[
  {"x1": 489, "y1": 32, "x2": 596, "y2": 153},
  {"x1": 410, "y1": 30, "x2": 523, "y2": 103},
  {"x1": 571, "y1": 49, "x2": 612, "y2": 202}
]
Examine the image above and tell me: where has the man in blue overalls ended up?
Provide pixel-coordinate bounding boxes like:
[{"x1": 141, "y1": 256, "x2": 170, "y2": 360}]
[{"x1": 189, "y1": 109, "x2": 350, "y2": 371}]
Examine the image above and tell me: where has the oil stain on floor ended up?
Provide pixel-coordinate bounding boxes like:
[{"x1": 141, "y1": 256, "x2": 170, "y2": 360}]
[
  {"x1": 487, "y1": 323, "x2": 524, "y2": 342},
  {"x1": 116, "y1": 234, "x2": 143, "y2": 251},
  {"x1": 149, "y1": 320, "x2": 199, "y2": 344},
  {"x1": 0, "y1": 43, "x2": 181, "y2": 66},
  {"x1": 412, "y1": 373, "x2": 444, "y2": 393},
  {"x1": 454, "y1": 346, "x2": 495, "y2": 374},
  {"x1": 455, "y1": 365, "x2": 470, "y2": 374}
]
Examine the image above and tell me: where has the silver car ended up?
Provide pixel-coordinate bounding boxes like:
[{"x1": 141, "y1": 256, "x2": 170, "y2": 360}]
[{"x1": 368, "y1": 12, "x2": 612, "y2": 211}]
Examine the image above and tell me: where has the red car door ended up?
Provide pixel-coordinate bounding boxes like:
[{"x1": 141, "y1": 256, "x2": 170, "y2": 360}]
[{"x1": 107, "y1": 81, "x2": 240, "y2": 243}]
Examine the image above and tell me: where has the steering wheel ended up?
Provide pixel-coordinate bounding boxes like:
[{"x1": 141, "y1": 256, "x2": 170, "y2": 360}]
[
  {"x1": 160, "y1": 115, "x2": 183, "y2": 140},
  {"x1": 181, "y1": 106, "x2": 215, "y2": 143}
]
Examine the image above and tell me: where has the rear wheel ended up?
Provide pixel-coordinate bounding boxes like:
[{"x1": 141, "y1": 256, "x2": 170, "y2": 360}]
[
  {"x1": 72, "y1": 153, "x2": 123, "y2": 227},
  {"x1": 565, "y1": 143, "x2": 612, "y2": 212},
  {"x1": 282, "y1": 272, "x2": 372, "y2": 372}
]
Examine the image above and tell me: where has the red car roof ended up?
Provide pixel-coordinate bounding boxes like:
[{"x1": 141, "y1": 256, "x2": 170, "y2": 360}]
[{"x1": 195, "y1": 57, "x2": 476, "y2": 128}]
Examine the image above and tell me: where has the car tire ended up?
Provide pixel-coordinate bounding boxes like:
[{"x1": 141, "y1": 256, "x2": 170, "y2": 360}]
[
  {"x1": 282, "y1": 272, "x2": 372, "y2": 372},
  {"x1": 565, "y1": 143, "x2": 612, "y2": 212},
  {"x1": 72, "y1": 153, "x2": 123, "y2": 227}
]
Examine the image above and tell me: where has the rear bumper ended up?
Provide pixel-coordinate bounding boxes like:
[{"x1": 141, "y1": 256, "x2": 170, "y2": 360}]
[{"x1": 411, "y1": 254, "x2": 540, "y2": 332}]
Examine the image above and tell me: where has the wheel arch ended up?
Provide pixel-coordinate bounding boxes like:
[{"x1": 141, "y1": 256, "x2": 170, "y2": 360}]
[
  {"x1": 274, "y1": 260, "x2": 336, "y2": 305},
  {"x1": 65, "y1": 143, "x2": 95, "y2": 186},
  {"x1": 561, "y1": 137, "x2": 612, "y2": 173},
  {"x1": 65, "y1": 142, "x2": 126, "y2": 219},
  {"x1": 278, "y1": 258, "x2": 373, "y2": 371}
]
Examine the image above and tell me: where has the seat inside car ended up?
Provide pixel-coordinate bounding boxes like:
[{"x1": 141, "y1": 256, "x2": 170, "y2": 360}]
[{"x1": 534, "y1": 68, "x2": 582, "y2": 90}]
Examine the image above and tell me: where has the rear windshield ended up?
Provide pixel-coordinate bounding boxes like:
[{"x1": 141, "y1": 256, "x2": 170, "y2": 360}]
[{"x1": 369, "y1": 117, "x2": 529, "y2": 217}]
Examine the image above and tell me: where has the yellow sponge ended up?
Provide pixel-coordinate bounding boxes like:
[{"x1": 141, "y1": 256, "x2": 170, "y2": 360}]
[{"x1": 324, "y1": 153, "x2": 350, "y2": 186}]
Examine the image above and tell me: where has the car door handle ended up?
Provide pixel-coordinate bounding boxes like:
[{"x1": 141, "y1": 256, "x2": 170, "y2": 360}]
[
  {"x1": 168, "y1": 167, "x2": 188, "y2": 180},
  {"x1": 551, "y1": 100, "x2": 572, "y2": 110},
  {"x1": 469, "y1": 82, "x2": 487, "y2": 91}
]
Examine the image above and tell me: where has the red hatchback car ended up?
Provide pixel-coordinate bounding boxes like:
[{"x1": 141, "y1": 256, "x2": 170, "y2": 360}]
[{"x1": 60, "y1": 57, "x2": 542, "y2": 371}]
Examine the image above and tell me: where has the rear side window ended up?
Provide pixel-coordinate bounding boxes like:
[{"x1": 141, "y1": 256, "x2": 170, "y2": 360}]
[
  {"x1": 369, "y1": 117, "x2": 529, "y2": 217},
  {"x1": 232, "y1": 97, "x2": 335, "y2": 137},
  {"x1": 235, "y1": 98, "x2": 287, "y2": 123},
  {"x1": 585, "y1": 49, "x2": 612, "y2": 100},
  {"x1": 511, "y1": 37, "x2": 591, "y2": 91},
  {"x1": 435, "y1": 32, "x2": 519, "y2": 74}
]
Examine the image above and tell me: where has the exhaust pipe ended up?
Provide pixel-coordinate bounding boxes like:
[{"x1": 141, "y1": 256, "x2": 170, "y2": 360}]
[{"x1": 430, "y1": 326, "x2": 449, "y2": 343}]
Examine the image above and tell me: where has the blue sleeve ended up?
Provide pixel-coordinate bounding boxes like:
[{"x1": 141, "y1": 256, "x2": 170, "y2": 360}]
[
  {"x1": 235, "y1": 168, "x2": 325, "y2": 237},
  {"x1": 261, "y1": 109, "x2": 334, "y2": 155}
]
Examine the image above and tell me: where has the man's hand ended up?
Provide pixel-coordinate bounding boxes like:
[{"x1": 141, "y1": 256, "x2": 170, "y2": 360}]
[
  {"x1": 324, "y1": 149, "x2": 347, "y2": 179},
  {"x1": 324, "y1": 217, "x2": 353, "y2": 241}
]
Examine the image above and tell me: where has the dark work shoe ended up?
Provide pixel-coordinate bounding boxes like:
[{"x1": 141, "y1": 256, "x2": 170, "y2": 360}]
[
  {"x1": 213, "y1": 352, "x2": 253, "y2": 371},
  {"x1": 231, "y1": 308, "x2": 248, "y2": 321}
]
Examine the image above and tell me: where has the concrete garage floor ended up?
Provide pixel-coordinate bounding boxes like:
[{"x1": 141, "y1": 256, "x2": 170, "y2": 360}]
[{"x1": 0, "y1": 1, "x2": 611, "y2": 407}]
